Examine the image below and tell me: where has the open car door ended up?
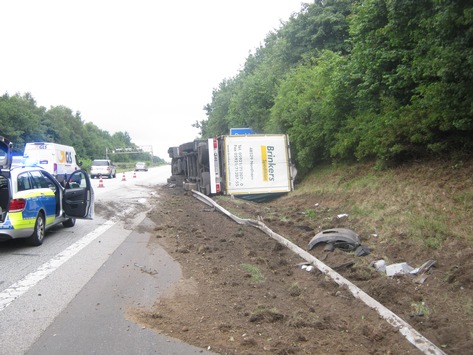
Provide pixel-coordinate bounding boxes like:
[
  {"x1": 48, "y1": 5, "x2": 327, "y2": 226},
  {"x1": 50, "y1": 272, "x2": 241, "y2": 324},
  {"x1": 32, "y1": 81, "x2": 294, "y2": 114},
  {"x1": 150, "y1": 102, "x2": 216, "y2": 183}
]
[
  {"x1": 0, "y1": 136, "x2": 12, "y2": 170},
  {"x1": 63, "y1": 170, "x2": 94, "y2": 219}
]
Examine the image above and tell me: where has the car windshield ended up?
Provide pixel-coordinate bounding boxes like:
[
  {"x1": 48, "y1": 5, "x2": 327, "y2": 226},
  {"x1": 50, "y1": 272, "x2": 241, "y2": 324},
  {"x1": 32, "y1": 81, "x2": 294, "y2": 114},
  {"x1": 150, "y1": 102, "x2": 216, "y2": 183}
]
[{"x1": 92, "y1": 161, "x2": 108, "y2": 166}]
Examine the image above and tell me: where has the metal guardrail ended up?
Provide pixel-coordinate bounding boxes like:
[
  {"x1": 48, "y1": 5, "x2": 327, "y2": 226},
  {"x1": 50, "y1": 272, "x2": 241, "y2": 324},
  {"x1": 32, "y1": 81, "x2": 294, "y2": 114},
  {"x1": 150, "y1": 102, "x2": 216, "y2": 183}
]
[{"x1": 191, "y1": 189, "x2": 446, "y2": 355}]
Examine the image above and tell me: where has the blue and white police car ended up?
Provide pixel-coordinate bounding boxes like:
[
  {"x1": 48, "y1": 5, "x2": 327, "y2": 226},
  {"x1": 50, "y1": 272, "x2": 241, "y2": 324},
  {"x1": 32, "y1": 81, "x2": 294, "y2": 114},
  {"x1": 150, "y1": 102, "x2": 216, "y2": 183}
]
[{"x1": 0, "y1": 136, "x2": 94, "y2": 246}]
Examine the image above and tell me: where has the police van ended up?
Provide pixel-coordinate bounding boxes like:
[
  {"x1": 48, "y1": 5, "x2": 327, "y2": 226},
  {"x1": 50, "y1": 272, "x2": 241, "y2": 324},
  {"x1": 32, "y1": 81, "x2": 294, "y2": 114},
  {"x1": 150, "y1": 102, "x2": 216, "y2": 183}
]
[{"x1": 23, "y1": 142, "x2": 82, "y2": 184}]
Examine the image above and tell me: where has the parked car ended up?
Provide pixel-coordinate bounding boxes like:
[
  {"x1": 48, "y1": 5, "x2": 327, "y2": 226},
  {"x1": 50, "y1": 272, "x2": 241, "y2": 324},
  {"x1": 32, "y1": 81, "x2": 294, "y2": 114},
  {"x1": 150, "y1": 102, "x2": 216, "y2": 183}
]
[
  {"x1": 0, "y1": 136, "x2": 94, "y2": 246},
  {"x1": 90, "y1": 159, "x2": 116, "y2": 179},
  {"x1": 134, "y1": 162, "x2": 148, "y2": 171}
]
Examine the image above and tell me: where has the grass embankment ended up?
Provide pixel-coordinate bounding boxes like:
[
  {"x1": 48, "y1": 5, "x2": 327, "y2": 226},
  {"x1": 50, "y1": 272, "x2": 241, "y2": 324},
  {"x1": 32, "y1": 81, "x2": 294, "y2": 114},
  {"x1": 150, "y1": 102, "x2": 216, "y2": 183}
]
[{"x1": 291, "y1": 158, "x2": 473, "y2": 250}]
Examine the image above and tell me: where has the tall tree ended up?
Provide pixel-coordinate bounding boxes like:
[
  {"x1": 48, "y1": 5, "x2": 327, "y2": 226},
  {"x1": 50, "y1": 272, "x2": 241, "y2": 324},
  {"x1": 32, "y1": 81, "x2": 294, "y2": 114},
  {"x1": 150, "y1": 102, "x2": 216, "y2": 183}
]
[
  {"x1": 335, "y1": 0, "x2": 473, "y2": 162},
  {"x1": 271, "y1": 51, "x2": 352, "y2": 175},
  {"x1": 0, "y1": 93, "x2": 44, "y2": 152}
]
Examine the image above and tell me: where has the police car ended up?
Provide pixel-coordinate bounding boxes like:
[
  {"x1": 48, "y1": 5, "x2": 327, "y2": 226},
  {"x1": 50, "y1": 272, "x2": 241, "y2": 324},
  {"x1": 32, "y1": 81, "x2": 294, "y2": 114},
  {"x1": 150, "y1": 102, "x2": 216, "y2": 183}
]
[{"x1": 0, "y1": 136, "x2": 94, "y2": 246}]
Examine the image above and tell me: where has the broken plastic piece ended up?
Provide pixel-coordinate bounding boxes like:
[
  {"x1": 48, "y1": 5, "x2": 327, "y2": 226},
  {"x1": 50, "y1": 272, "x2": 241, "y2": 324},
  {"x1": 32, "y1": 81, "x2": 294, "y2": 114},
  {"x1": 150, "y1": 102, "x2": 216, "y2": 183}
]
[
  {"x1": 371, "y1": 260, "x2": 386, "y2": 273},
  {"x1": 355, "y1": 245, "x2": 371, "y2": 256},
  {"x1": 386, "y1": 262, "x2": 414, "y2": 277},
  {"x1": 410, "y1": 260, "x2": 436, "y2": 275}
]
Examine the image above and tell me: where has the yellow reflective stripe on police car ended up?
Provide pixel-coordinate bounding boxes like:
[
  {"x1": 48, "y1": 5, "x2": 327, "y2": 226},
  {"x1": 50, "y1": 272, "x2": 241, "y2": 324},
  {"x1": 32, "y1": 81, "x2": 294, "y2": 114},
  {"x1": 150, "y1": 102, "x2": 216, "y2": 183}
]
[
  {"x1": 12, "y1": 189, "x2": 58, "y2": 229},
  {"x1": 8, "y1": 212, "x2": 36, "y2": 230}
]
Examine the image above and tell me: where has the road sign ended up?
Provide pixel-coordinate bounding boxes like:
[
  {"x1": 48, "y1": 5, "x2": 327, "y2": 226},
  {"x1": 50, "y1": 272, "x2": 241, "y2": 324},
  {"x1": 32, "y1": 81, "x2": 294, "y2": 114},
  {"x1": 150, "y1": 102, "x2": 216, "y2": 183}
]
[{"x1": 230, "y1": 128, "x2": 255, "y2": 135}]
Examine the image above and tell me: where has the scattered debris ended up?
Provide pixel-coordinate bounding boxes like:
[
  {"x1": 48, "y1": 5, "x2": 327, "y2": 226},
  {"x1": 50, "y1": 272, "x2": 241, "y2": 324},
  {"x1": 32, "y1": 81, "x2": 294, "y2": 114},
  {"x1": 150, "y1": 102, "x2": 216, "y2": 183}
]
[
  {"x1": 298, "y1": 262, "x2": 315, "y2": 272},
  {"x1": 410, "y1": 260, "x2": 436, "y2": 275},
  {"x1": 134, "y1": 262, "x2": 158, "y2": 275},
  {"x1": 307, "y1": 228, "x2": 371, "y2": 256},
  {"x1": 386, "y1": 262, "x2": 414, "y2": 276},
  {"x1": 413, "y1": 274, "x2": 430, "y2": 284},
  {"x1": 308, "y1": 228, "x2": 360, "y2": 250},
  {"x1": 371, "y1": 259, "x2": 436, "y2": 278},
  {"x1": 337, "y1": 213, "x2": 349, "y2": 219},
  {"x1": 354, "y1": 245, "x2": 371, "y2": 256},
  {"x1": 332, "y1": 261, "x2": 355, "y2": 271},
  {"x1": 297, "y1": 263, "x2": 314, "y2": 272},
  {"x1": 410, "y1": 313, "x2": 425, "y2": 318},
  {"x1": 371, "y1": 260, "x2": 387, "y2": 273},
  {"x1": 301, "y1": 264, "x2": 314, "y2": 272}
]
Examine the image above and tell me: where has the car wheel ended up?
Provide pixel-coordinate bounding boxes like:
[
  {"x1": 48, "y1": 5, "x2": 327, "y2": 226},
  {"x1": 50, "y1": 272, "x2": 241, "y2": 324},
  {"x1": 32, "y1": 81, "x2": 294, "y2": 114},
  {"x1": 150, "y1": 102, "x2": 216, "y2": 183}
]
[
  {"x1": 63, "y1": 218, "x2": 76, "y2": 228},
  {"x1": 29, "y1": 213, "x2": 45, "y2": 246}
]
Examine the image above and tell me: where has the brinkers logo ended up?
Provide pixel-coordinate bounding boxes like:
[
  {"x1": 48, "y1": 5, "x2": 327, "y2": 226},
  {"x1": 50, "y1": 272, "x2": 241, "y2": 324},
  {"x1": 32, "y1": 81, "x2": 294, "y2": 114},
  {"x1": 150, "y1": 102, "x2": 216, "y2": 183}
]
[{"x1": 261, "y1": 145, "x2": 276, "y2": 182}]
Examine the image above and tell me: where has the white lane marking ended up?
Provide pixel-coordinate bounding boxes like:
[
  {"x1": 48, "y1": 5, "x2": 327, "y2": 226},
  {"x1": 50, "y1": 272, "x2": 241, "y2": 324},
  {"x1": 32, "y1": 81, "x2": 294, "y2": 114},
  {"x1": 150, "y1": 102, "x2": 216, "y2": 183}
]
[{"x1": 0, "y1": 220, "x2": 115, "y2": 312}]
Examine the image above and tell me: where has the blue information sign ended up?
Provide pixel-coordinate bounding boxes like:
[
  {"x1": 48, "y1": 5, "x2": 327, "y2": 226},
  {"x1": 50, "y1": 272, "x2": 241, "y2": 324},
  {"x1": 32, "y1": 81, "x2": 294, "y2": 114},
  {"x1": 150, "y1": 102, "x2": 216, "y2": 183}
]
[{"x1": 230, "y1": 128, "x2": 255, "y2": 135}]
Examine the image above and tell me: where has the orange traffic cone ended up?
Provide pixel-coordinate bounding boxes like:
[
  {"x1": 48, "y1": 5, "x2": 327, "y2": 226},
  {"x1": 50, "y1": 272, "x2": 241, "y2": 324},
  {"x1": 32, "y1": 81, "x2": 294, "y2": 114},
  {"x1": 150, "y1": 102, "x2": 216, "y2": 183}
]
[
  {"x1": 98, "y1": 175, "x2": 105, "y2": 188},
  {"x1": 121, "y1": 172, "x2": 126, "y2": 181},
  {"x1": 133, "y1": 171, "x2": 137, "y2": 178}
]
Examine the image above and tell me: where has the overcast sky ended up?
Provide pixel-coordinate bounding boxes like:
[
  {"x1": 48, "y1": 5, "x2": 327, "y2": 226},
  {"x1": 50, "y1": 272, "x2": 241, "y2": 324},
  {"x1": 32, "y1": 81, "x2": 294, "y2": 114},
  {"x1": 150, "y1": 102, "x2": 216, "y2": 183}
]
[{"x1": 1, "y1": 1, "x2": 305, "y2": 161}]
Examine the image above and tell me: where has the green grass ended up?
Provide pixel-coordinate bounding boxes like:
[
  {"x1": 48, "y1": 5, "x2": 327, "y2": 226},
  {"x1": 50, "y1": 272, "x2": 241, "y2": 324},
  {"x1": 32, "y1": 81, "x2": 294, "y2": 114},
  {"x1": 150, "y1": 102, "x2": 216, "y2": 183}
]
[
  {"x1": 290, "y1": 159, "x2": 473, "y2": 249},
  {"x1": 303, "y1": 209, "x2": 317, "y2": 219},
  {"x1": 465, "y1": 297, "x2": 473, "y2": 316},
  {"x1": 411, "y1": 301, "x2": 430, "y2": 317},
  {"x1": 219, "y1": 159, "x2": 472, "y2": 252},
  {"x1": 241, "y1": 263, "x2": 264, "y2": 283}
]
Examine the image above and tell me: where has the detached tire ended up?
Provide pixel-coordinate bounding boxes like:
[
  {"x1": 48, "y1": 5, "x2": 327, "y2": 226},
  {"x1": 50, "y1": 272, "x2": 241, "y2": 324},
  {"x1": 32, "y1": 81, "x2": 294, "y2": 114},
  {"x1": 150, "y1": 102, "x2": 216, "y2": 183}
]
[
  {"x1": 63, "y1": 218, "x2": 76, "y2": 228},
  {"x1": 29, "y1": 213, "x2": 45, "y2": 246}
]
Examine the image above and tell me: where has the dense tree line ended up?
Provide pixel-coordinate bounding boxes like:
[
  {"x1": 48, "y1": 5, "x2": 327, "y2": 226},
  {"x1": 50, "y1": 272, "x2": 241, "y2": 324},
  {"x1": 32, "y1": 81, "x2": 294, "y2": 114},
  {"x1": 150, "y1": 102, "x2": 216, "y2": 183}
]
[
  {"x1": 199, "y1": 0, "x2": 473, "y2": 176},
  {"x1": 0, "y1": 92, "x2": 163, "y2": 165}
]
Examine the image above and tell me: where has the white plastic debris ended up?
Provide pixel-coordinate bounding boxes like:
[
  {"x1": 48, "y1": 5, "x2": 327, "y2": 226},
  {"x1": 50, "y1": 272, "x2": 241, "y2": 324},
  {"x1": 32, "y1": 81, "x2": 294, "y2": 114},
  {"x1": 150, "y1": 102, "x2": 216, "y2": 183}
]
[
  {"x1": 300, "y1": 264, "x2": 313, "y2": 272},
  {"x1": 386, "y1": 262, "x2": 414, "y2": 277},
  {"x1": 372, "y1": 260, "x2": 386, "y2": 273},
  {"x1": 337, "y1": 213, "x2": 349, "y2": 219}
]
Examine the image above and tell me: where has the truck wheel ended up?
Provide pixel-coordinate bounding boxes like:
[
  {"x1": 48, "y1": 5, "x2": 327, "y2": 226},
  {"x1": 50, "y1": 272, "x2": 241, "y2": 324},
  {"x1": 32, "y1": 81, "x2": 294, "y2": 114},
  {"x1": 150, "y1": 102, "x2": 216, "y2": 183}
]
[
  {"x1": 29, "y1": 213, "x2": 45, "y2": 246},
  {"x1": 63, "y1": 218, "x2": 76, "y2": 228}
]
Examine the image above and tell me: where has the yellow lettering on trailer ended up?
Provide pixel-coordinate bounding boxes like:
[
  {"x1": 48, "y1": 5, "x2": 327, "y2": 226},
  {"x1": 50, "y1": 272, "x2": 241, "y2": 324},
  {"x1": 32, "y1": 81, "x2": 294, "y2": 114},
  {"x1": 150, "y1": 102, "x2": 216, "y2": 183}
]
[{"x1": 261, "y1": 146, "x2": 269, "y2": 182}]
